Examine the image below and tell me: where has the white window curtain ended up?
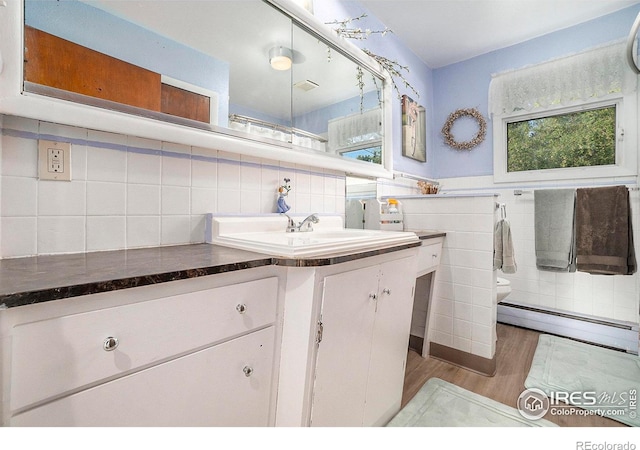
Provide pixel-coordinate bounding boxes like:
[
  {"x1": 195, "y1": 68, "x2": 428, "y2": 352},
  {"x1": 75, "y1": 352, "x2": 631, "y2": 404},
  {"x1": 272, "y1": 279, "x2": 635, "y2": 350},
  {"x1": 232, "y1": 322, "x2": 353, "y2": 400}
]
[
  {"x1": 327, "y1": 108, "x2": 382, "y2": 153},
  {"x1": 489, "y1": 41, "x2": 637, "y2": 117}
]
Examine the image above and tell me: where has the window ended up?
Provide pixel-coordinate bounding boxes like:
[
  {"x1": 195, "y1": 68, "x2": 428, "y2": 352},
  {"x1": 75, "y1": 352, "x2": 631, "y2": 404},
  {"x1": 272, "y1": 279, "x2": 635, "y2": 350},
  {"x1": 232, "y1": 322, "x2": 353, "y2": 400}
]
[
  {"x1": 327, "y1": 108, "x2": 383, "y2": 165},
  {"x1": 490, "y1": 42, "x2": 637, "y2": 183},
  {"x1": 341, "y1": 145, "x2": 382, "y2": 164},
  {"x1": 506, "y1": 104, "x2": 616, "y2": 173}
]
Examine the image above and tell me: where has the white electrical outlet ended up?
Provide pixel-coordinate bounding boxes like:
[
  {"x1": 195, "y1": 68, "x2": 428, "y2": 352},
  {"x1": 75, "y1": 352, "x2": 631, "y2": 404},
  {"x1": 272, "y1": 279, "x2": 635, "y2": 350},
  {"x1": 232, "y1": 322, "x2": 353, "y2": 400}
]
[{"x1": 38, "y1": 140, "x2": 72, "y2": 181}]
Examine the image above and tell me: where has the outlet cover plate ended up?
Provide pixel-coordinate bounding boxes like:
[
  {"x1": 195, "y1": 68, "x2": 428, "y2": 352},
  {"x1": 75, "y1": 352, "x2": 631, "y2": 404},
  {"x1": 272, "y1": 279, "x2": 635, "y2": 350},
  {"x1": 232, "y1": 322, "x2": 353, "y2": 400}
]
[{"x1": 38, "y1": 140, "x2": 71, "y2": 181}]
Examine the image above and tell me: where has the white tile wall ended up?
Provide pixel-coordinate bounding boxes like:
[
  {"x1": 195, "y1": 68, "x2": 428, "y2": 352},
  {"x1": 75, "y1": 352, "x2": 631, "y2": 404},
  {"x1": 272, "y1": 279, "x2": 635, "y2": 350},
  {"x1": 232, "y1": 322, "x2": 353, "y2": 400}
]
[
  {"x1": 439, "y1": 175, "x2": 640, "y2": 326},
  {"x1": 0, "y1": 116, "x2": 347, "y2": 258},
  {"x1": 498, "y1": 185, "x2": 640, "y2": 323},
  {"x1": 401, "y1": 195, "x2": 498, "y2": 360}
]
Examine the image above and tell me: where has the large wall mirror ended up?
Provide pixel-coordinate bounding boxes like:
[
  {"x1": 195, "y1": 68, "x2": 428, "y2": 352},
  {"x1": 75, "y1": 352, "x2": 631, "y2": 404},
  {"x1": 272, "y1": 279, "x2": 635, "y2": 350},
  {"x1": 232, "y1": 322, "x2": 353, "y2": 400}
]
[{"x1": 22, "y1": 0, "x2": 386, "y2": 168}]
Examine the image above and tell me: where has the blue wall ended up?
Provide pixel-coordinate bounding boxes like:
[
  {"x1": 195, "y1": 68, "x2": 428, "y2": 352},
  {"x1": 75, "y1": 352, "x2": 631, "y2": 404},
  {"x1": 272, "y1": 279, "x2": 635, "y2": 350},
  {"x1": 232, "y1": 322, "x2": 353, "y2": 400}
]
[{"x1": 431, "y1": 4, "x2": 640, "y2": 179}]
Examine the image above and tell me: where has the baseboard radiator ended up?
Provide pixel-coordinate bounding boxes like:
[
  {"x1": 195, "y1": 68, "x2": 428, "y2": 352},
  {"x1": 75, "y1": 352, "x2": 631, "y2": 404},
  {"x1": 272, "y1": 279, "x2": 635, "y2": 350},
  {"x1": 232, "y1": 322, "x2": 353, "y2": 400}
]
[{"x1": 497, "y1": 301, "x2": 639, "y2": 354}]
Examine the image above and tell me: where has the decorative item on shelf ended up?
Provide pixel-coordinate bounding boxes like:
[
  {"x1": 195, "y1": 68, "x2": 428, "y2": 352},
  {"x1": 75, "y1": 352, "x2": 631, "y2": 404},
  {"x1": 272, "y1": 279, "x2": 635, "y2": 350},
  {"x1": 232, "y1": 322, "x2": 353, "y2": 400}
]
[
  {"x1": 417, "y1": 181, "x2": 440, "y2": 195},
  {"x1": 277, "y1": 178, "x2": 291, "y2": 213},
  {"x1": 402, "y1": 95, "x2": 426, "y2": 162},
  {"x1": 441, "y1": 108, "x2": 487, "y2": 150}
]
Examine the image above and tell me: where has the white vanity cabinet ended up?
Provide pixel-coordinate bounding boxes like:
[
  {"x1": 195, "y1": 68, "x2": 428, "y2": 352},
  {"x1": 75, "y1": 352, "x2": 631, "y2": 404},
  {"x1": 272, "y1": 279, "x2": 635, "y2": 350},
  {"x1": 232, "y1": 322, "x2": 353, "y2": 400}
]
[
  {"x1": 310, "y1": 255, "x2": 417, "y2": 427},
  {"x1": 416, "y1": 237, "x2": 443, "y2": 276},
  {"x1": 11, "y1": 327, "x2": 275, "y2": 426},
  {"x1": 5, "y1": 273, "x2": 281, "y2": 427},
  {"x1": 2, "y1": 243, "x2": 420, "y2": 427},
  {"x1": 276, "y1": 248, "x2": 418, "y2": 427},
  {"x1": 411, "y1": 236, "x2": 444, "y2": 358}
]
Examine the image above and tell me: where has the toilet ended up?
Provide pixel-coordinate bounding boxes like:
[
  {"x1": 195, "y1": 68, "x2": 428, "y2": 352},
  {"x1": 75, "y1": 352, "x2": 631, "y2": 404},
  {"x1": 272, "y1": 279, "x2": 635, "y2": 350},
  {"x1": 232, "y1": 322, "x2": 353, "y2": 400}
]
[{"x1": 496, "y1": 277, "x2": 512, "y2": 303}]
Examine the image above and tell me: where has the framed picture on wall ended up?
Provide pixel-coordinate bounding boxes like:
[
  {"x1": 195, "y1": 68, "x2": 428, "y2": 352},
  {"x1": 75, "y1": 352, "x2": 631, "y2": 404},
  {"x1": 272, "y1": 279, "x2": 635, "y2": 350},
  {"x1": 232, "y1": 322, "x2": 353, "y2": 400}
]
[{"x1": 401, "y1": 95, "x2": 426, "y2": 162}]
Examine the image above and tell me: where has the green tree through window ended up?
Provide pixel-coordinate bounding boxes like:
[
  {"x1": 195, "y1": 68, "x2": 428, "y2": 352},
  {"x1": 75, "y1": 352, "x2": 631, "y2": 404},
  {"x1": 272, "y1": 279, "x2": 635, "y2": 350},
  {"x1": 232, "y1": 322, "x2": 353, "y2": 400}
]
[
  {"x1": 341, "y1": 146, "x2": 382, "y2": 165},
  {"x1": 506, "y1": 106, "x2": 616, "y2": 172}
]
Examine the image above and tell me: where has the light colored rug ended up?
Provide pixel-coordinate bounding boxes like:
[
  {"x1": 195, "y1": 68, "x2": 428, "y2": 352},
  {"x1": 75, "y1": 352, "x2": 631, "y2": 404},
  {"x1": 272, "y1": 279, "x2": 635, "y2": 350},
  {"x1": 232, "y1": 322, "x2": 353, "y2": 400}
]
[
  {"x1": 526, "y1": 334, "x2": 640, "y2": 427},
  {"x1": 386, "y1": 378, "x2": 556, "y2": 427}
]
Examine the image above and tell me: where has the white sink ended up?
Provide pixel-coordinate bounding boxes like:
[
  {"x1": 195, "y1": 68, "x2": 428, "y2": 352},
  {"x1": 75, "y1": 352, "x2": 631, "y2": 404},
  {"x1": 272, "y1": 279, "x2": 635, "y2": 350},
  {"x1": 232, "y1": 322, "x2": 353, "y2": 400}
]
[{"x1": 205, "y1": 215, "x2": 419, "y2": 257}]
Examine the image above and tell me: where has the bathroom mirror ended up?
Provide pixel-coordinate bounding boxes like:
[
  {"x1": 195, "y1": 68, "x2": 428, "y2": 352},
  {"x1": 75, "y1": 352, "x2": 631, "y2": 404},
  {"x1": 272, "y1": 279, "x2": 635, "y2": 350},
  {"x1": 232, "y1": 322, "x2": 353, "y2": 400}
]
[
  {"x1": 22, "y1": 0, "x2": 386, "y2": 168},
  {"x1": 627, "y1": 10, "x2": 640, "y2": 73},
  {"x1": 345, "y1": 176, "x2": 378, "y2": 229}
]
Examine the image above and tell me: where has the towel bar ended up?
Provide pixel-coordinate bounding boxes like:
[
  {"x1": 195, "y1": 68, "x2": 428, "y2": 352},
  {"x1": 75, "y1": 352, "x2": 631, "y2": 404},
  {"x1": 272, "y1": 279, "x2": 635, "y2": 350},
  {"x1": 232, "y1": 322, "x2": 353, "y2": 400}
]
[{"x1": 514, "y1": 186, "x2": 638, "y2": 196}]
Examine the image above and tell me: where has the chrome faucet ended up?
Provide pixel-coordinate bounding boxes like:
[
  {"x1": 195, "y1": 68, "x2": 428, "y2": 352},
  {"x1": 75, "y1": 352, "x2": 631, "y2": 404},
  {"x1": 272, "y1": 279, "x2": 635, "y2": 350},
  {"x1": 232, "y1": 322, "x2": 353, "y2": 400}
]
[
  {"x1": 298, "y1": 213, "x2": 320, "y2": 232},
  {"x1": 282, "y1": 214, "x2": 297, "y2": 233},
  {"x1": 281, "y1": 213, "x2": 320, "y2": 232}
]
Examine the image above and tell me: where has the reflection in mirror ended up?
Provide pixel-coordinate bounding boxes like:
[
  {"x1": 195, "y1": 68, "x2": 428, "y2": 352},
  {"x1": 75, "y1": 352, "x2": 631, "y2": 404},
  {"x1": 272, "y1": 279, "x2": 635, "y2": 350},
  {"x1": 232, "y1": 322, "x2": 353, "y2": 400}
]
[
  {"x1": 345, "y1": 176, "x2": 378, "y2": 229},
  {"x1": 292, "y1": 23, "x2": 384, "y2": 164},
  {"x1": 24, "y1": 0, "x2": 291, "y2": 131},
  {"x1": 23, "y1": 0, "x2": 385, "y2": 167}
]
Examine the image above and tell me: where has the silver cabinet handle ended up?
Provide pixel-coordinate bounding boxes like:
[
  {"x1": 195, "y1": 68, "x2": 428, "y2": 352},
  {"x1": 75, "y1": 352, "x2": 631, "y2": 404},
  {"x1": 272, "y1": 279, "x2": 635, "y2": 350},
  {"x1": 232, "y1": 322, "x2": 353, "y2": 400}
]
[
  {"x1": 236, "y1": 304, "x2": 247, "y2": 314},
  {"x1": 243, "y1": 365, "x2": 253, "y2": 377},
  {"x1": 103, "y1": 336, "x2": 119, "y2": 352},
  {"x1": 369, "y1": 293, "x2": 378, "y2": 300},
  {"x1": 382, "y1": 288, "x2": 391, "y2": 295}
]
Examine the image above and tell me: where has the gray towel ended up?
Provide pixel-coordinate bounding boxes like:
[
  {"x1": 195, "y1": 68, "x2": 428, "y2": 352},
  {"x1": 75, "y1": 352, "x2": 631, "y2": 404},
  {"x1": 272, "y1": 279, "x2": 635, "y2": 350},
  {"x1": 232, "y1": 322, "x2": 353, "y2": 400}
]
[
  {"x1": 534, "y1": 189, "x2": 576, "y2": 272},
  {"x1": 494, "y1": 219, "x2": 517, "y2": 274},
  {"x1": 493, "y1": 220, "x2": 503, "y2": 271}
]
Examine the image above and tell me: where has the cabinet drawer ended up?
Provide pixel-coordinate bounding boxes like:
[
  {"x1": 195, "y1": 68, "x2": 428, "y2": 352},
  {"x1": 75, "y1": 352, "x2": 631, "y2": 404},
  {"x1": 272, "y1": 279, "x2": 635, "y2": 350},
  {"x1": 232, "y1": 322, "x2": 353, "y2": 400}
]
[
  {"x1": 417, "y1": 242, "x2": 442, "y2": 274},
  {"x1": 11, "y1": 326, "x2": 276, "y2": 426},
  {"x1": 10, "y1": 277, "x2": 278, "y2": 412}
]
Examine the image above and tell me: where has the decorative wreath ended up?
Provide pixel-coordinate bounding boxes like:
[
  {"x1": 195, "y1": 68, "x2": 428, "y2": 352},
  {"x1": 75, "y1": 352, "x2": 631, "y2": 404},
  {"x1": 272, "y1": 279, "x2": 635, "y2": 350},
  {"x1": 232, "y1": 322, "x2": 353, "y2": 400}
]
[{"x1": 441, "y1": 108, "x2": 487, "y2": 150}]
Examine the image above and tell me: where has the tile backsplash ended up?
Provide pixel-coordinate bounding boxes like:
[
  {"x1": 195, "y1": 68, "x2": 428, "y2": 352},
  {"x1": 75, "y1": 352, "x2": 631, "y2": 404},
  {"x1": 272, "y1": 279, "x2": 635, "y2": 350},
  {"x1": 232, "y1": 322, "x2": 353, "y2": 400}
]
[{"x1": 0, "y1": 115, "x2": 346, "y2": 258}]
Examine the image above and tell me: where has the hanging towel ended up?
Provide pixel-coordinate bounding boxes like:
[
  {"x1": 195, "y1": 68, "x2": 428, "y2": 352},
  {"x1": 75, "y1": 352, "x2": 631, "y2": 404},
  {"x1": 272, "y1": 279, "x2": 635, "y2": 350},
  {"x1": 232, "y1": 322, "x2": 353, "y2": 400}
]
[
  {"x1": 494, "y1": 219, "x2": 517, "y2": 274},
  {"x1": 493, "y1": 219, "x2": 503, "y2": 271},
  {"x1": 534, "y1": 189, "x2": 576, "y2": 272},
  {"x1": 575, "y1": 186, "x2": 637, "y2": 275}
]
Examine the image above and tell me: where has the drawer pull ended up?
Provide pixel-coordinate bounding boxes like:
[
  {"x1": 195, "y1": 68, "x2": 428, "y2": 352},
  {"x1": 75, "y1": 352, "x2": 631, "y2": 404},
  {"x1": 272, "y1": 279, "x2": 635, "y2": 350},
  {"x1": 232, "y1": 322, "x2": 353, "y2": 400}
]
[
  {"x1": 382, "y1": 288, "x2": 391, "y2": 295},
  {"x1": 243, "y1": 365, "x2": 253, "y2": 377},
  {"x1": 103, "y1": 336, "x2": 119, "y2": 352},
  {"x1": 369, "y1": 293, "x2": 378, "y2": 301},
  {"x1": 236, "y1": 304, "x2": 247, "y2": 314}
]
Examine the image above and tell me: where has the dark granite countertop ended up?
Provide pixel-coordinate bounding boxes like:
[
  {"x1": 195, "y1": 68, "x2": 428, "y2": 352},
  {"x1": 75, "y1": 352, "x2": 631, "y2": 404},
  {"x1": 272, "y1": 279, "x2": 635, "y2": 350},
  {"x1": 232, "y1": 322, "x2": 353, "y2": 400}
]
[
  {"x1": 415, "y1": 231, "x2": 447, "y2": 240},
  {"x1": 0, "y1": 235, "x2": 439, "y2": 309},
  {"x1": 0, "y1": 244, "x2": 273, "y2": 309}
]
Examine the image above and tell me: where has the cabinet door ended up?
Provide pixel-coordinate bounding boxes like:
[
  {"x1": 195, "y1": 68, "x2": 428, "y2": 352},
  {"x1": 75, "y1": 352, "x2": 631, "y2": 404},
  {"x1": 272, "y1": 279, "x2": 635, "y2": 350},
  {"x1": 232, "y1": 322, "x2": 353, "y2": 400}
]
[
  {"x1": 10, "y1": 327, "x2": 275, "y2": 427},
  {"x1": 364, "y1": 257, "x2": 417, "y2": 426},
  {"x1": 310, "y1": 265, "x2": 380, "y2": 427}
]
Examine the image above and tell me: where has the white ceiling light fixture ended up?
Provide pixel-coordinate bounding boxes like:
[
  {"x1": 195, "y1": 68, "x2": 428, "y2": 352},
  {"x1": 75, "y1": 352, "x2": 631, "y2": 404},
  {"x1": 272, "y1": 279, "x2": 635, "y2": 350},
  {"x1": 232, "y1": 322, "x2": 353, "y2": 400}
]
[{"x1": 269, "y1": 46, "x2": 293, "y2": 70}]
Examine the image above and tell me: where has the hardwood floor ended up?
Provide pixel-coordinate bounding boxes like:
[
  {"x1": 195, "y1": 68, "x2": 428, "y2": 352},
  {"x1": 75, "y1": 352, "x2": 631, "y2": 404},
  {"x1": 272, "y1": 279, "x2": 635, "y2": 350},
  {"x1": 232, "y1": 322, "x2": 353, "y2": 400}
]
[{"x1": 402, "y1": 323, "x2": 625, "y2": 427}]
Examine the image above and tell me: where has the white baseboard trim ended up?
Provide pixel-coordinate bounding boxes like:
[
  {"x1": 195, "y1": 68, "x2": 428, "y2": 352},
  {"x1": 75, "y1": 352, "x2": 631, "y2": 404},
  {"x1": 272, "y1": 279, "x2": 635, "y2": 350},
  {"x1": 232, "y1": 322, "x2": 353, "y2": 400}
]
[{"x1": 497, "y1": 301, "x2": 639, "y2": 354}]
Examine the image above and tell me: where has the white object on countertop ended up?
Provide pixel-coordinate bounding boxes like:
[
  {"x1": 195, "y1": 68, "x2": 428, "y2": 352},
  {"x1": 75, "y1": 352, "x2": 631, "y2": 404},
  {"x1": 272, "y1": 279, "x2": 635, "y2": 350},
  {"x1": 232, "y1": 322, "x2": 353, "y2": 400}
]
[{"x1": 205, "y1": 214, "x2": 418, "y2": 258}]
